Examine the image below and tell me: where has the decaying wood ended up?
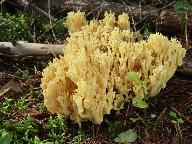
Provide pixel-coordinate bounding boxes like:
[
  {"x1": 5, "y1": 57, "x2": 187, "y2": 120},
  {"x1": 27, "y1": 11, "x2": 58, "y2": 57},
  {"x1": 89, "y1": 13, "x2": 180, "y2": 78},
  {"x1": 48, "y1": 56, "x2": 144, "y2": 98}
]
[
  {"x1": 0, "y1": 41, "x2": 63, "y2": 56},
  {"x1": 15, "y1": 0, "x2": 192, "y2": 34}
]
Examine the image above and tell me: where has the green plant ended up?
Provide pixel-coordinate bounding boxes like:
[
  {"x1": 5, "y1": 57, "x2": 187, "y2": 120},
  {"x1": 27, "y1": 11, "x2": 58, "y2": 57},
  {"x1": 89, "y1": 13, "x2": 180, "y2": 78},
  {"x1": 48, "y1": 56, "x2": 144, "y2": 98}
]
[
  {"x1": 147, "y1": 116, "x2": 163, "y2": 132},
  {"x1": 15, "y1": 69, "x2": 30, "y2": 79},
  {"x1": 0, "y1": 12, "x2": 34, "y2": 41},
  {"x1": 173, "y1": 0, "x2": 192, "y2": 11},
  {"x1": 126, "y1": 72, "x2": 148, "y2": 109},
  {"x1": 28, "y1": 85, "x2": 39, "y2": 98},
  {"x1": 170, "y1": 111, "x2": 184, "y2": 126},
  {"x1": 0, "y1": 117, "x2": 58, "y2": 144},
  {"x1": 173, "y1": 0, "x2": 192, "y2": 27},
  {"x1": 16, "y1": 98, "x2": 28, "y2": 111},
  {"x1": 42, "y1": 19, "x2": 66, "y2": 37},
  {"x1": 0, "y1": 98, "x2": 13, "y2": 112},
  {"x1": 14, "y1": 115, "x2": 38, "y2": 141},
  {"x1": 169, "y1": 111, "x2": 184, "y2": 137},
  {"x1": 44, "y1": 116, "x2": 67, "y2": 142},
  {"x1": 25, "y1": 136, "x2": 58, "y2": 144},
  {"x1": 0, "y1": 116, "x2": 39, "y2": 143},
  {"x1": 1, "y1": 120, "x2": 13, "y2": 130},
  {"x1": 38, "y1": 103, "x2": 47, "y2": 112},
  {"x1": 0, "y1": 10, "x2": 68, "y2": 42},
  {"x1": 143, "y1": 24, "x2": 153, "y2": 38},
  {"x1": 72, "y1": 129, "x2": 87, "y2": 144},
  {"x1": 105, "y1": 119, "x2": 123, "y2": 138},
  {"x1": 0, "y1": 130, "x2": 13, "y2": 144}
]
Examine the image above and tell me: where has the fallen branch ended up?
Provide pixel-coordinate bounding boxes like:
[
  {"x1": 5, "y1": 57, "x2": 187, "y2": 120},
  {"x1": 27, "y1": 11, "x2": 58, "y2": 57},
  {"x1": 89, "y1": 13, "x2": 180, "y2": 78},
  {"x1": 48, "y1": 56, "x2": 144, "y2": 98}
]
[{"x1": 0, "y1": 41, "x2": 63, "y2": 56}]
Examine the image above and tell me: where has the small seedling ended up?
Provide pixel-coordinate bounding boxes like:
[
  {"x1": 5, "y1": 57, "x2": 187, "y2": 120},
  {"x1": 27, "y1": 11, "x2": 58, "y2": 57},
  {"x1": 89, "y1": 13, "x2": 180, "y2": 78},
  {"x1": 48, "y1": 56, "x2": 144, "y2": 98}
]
[
  {"x1": 147, "y1": 116, "x2": 163, "y2": 132},
  {"x1": 170, "y1": 111, "x2": 184, "y2": 126},
  {"x1": 1, "y1": 98, "x2": 13, "y2": 112},
  {"x1": 15, "y1": 70, "x2": 30, "y2": 79},
  {"x1": 44, "y1": 116, "x2": 67, "y2": 142},
  {"x1": 173, "y1": 0, "x2": 192, "y2": 27},
  {"x1": 173, "y1": 0, "x2": 192, "y2": 12},
  {"x1": 38, "y1": 103, "x2": 47, "y2": 112},
  {"x1": 16, "y1": 98, "x2": 28, "y2": 111},
  {"x1": 143, "y1": 25, "x2": 153, "y2": 38},
  {"x1": 126, "y1": 72, "x2": 148, "y2": 109},
  {"x1": 1, "y1": 120, "x2": 13, "y2": 130},
  {"x1": 28, "y1": 85, "x2": 39, "y2": 97},
  {"x1": 73, "y1": 129, "x2": 87, "y2": 144},
  {"x1": 169, "y1": 111, "x2": 184, "y2": 138},
  {"x1": 14, "y1": 115, "x2": 38, "y2": 142}
]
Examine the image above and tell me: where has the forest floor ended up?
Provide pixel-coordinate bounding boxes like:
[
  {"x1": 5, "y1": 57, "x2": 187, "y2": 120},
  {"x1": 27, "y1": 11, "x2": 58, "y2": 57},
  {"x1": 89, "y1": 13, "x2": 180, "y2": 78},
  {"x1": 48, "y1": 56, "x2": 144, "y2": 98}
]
[{"x1": 0, "y1": 0, "x2": 192, "y2": 143}]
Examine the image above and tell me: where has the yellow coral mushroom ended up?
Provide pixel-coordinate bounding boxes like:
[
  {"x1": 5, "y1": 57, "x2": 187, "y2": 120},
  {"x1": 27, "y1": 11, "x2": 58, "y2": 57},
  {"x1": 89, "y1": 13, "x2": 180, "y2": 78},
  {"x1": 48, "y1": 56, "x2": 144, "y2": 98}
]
[
  {"x1": 64, "y1": 10, "x2": 87, "y2": 33},
  {"x1": 41, "y1": 11, "x2": 186, "y2": 124}
]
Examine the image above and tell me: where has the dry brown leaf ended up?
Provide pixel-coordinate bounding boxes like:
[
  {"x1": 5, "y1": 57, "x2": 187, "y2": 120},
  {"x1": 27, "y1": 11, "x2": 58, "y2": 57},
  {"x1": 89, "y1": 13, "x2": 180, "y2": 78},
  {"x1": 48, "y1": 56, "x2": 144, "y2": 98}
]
[{"x1": 0, "y1": 80, "x2": 21, "y2": 96}]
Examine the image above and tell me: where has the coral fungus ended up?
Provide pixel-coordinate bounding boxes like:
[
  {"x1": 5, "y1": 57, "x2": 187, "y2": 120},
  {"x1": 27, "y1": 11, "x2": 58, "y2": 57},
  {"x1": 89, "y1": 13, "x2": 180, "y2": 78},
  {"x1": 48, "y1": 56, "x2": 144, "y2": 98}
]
[{"x1": 41, "y1": 11, "x2": 186, "y2": 124}]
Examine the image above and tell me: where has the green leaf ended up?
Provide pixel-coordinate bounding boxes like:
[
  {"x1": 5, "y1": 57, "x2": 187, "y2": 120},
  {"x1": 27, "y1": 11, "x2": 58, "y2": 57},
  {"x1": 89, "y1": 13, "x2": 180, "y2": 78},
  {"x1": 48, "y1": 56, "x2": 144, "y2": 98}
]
[
  {"x1": 114, "y1": 129, "x2": 137, "y2": 143},
  {"x1": 174, "y1": 1, "x2": 184, "y2": 11},
  {"x1": 45, "y1": 142, "x2": 55, "y2": 144},
  {"x1": 28, "y1": 85, "x2": 39, "y2": 97},
  {"x1": 0, "y1": 131, "x2": 13, "y2": 144},
  {"x1": 143, "y1": 25, "x2": 153, "y2": 37},
  {"x1": 2, "y1": 98, "x2": 13, "y2": 111},
  {"x1": 132, "y1": 97, "x2": 148, "y2": 109},
  {"x1": 15, "y1": 70, "x2": 30, "y2": 79},
  {"x1": 177, "y1": 118, "x2": 184, "y2": 124},
  {"x1": 173, "y1": 0, "x2": 192, "y2": 11},
  {"x1": 126, "y1": 72, "x2": 140, "y2": 84},
  {"x1": 183, "y1": 0, "x2": 192, "y2": 10},
  {"x1": 169, "y1": 111, "x2": 177, "y2": 118},
  {"x1": 170, "y1": 112, "x2": 184, "y2": 124},
  {"x1": 38, "y1": 103, "x2": 47, "y2": 112}
]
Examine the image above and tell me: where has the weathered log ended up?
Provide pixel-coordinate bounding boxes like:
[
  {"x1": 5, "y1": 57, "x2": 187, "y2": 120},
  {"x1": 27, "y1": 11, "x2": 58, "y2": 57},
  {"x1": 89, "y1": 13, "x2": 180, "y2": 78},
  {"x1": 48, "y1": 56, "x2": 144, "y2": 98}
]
[{"x1": 0, "y1": 41, "x2": 63, "y2": 56}]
